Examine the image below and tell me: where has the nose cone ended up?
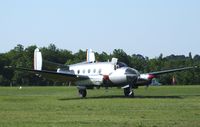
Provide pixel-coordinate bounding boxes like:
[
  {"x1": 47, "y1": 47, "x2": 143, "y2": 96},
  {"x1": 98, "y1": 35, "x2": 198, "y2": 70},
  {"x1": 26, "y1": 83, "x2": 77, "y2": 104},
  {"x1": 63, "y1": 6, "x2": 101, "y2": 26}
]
[
  {"x1": 125, "y1": 68, "x2": 140, "y2": 83},
  {"x1": 125, "y1": 68, "x2": 139, "y2": 76}
]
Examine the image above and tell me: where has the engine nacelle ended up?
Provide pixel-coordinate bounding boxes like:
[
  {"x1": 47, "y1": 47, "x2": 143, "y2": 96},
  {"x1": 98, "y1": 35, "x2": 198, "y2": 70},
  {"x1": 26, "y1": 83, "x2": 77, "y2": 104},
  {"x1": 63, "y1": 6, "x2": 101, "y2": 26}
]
[{"x1": 139, "y1": 74, "x2": 155, "y2": 80}]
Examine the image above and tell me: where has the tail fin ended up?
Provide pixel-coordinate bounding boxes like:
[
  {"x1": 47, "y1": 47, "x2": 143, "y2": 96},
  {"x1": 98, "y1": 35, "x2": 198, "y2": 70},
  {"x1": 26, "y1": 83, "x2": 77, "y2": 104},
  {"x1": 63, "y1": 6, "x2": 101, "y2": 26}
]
[
  {"x1": 86, "y1": 49, "x2": 95, "y2": 63},
  {"x1": 34, "y1": 48, "x2": 42, "y2": 70}
]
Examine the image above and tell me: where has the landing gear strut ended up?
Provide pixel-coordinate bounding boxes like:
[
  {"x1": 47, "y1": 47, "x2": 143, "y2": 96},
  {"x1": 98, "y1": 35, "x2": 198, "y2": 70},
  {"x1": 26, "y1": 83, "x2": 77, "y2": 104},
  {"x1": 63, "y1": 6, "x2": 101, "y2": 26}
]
[
  {"x1": 78, "y1": 89, "x2": 87, "y2": 98},
  {"x1": 124, "y1": 87, "x2": 134, "y2": 97}
]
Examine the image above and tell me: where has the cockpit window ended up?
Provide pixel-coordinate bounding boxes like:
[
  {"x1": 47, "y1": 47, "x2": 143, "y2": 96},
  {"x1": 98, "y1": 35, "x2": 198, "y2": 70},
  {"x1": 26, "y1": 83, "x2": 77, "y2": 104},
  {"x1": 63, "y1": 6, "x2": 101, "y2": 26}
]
[{"x1": 116, "y1": 62, "x2": 128, "y2": 68}]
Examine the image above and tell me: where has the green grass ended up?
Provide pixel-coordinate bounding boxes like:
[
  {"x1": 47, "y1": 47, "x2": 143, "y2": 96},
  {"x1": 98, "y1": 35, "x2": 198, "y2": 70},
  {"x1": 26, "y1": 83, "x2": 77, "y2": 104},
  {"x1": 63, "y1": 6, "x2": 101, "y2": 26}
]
[{"x1": 0, "y1": 85, "x2": 199, "y2": 127}]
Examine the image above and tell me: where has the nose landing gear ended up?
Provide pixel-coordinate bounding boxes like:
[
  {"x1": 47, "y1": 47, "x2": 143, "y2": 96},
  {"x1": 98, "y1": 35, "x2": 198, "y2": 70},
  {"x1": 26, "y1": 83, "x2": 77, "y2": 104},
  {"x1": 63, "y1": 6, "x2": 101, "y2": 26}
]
[{"x1": 124, "y1": 87, "x2": 134, "y2": 97}]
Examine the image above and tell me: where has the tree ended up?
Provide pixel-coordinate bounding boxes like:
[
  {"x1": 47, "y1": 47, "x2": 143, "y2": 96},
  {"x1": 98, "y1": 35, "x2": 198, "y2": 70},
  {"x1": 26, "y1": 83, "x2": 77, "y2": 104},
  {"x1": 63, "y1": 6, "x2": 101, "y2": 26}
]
[
  {"x1": 0, "y1": 44, "x2": 199, "y2": 86},
  {"x1": 112, "y1": 49, "x2": 130, "y2": 65}
]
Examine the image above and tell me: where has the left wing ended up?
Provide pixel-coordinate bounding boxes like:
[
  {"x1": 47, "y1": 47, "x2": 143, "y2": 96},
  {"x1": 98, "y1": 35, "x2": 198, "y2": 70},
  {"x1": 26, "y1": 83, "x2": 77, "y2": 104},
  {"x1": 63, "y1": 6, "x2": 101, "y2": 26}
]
[
  {"x1": 139, "y1": 66, "x2": 197, "y2": 81},
  {"x1": 148, "y1": 66, "x2": 197, "y2": 76}
]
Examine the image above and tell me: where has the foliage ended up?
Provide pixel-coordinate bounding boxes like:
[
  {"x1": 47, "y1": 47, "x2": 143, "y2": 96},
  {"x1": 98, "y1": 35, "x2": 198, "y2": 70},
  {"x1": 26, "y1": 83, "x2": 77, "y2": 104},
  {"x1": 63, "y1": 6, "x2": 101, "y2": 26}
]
[{"x1": 0, "y1": 44, "x2": 200, "y2": 86}]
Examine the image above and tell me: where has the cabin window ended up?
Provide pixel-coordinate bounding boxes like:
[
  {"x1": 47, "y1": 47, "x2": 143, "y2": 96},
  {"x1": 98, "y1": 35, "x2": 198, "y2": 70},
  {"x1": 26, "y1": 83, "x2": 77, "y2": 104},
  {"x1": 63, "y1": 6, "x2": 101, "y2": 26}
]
[
  {"x1": 93, "y1": 69, "x2": 96, "y2": 73},
  {"x1": 83, "y1": 69, "x2": 85, "y2": 74},
  {"x1": 98, "y1": 69, "x2": 102, "y2": 74},
  {"x1": 88, "y1": 69, "x2": 91, "y2": 73},
  {"x1": 77, "y1": 70, "x2": 80, "y2": 74}
]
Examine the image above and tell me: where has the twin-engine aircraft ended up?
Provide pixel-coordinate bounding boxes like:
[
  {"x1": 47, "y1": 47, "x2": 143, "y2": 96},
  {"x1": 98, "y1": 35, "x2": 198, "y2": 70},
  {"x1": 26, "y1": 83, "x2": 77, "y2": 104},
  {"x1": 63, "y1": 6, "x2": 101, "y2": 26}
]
[{"x1": 7, "y1": 48, "x2": 196, "y2": 98}]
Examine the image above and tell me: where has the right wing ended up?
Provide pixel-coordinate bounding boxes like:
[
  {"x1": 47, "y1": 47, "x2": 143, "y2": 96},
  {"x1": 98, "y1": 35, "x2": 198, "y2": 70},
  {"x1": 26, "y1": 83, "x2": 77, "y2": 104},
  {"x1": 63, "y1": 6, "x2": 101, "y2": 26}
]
[
  {"x1": 5, "y1": 48, "x2": 90, "y2": 82},
  {"x1": 5, "y1": 66, "x2": 89, "y2": 82}
]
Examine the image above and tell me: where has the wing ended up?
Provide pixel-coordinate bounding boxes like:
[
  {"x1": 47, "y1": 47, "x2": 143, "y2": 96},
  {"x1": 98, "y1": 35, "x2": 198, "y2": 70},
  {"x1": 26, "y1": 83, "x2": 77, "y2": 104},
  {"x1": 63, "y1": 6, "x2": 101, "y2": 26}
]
[
  {"x1": 5, "y1": 48, "x2": 89, "y2": 82},
  {"x1": 5, "y1": 66, "x2": 89, "y2": 82},
  {"x1": 139, "y1": 66, "x2": 197, "y2": 81},
  {"x1": 137, "y1": 66, "x2": 197, "y2": 86},
  {"x1": 148, "y1": 66, "x2": 197, "y2": 76},
  {"x1": 43, "y1": 60, "x2": 69, "y2": 70}
]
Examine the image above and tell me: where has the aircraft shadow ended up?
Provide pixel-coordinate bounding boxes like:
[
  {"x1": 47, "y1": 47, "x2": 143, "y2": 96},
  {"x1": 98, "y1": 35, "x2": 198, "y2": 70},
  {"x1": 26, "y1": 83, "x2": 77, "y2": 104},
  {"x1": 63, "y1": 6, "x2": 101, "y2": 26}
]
[{"x1": 58, "y1": 95, "x2": 183, "y2": 101}]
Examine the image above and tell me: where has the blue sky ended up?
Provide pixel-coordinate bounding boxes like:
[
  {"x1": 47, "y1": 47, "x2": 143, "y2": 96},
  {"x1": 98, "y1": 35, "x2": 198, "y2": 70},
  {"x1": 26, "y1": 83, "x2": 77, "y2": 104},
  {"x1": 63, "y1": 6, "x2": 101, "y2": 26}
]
[{"x1": 0, "y1": 0, "x2": 200, "y2": 58}]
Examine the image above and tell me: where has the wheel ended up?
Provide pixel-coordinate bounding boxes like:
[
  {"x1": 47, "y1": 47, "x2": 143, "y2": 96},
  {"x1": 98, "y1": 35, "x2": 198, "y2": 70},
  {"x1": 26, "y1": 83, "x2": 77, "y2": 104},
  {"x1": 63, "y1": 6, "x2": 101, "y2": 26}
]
[
  {"x1": 124, "y1": 87, "x2": 134, "y2": 97},
  {"x1": 124, "y1": 87, "x2": 130, "y2": 97},
  {"x1": 78, "y1": 89, "x2": 87, "y2": 98}
]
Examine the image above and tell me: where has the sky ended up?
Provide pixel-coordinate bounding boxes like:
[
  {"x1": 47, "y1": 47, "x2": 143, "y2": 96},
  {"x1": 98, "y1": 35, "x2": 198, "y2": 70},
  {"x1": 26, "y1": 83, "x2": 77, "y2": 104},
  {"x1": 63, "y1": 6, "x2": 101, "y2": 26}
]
[{"x1": 0, "y1": 0, "x2": 200, "y2": 58}]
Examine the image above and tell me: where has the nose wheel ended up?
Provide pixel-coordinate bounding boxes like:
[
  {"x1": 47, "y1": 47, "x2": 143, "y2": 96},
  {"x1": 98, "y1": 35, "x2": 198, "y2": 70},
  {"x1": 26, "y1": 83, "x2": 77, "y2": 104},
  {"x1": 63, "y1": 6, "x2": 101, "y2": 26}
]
[{"x1": 124, "y1": 87, "x2": 134, "y2": 97}]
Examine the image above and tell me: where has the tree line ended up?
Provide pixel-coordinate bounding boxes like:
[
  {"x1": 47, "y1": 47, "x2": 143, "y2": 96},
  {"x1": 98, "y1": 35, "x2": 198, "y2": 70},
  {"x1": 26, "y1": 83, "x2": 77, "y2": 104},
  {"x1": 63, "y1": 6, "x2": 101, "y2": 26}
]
[{"x1": 0, "y1": 44, "x2": 200, "y2": 86}]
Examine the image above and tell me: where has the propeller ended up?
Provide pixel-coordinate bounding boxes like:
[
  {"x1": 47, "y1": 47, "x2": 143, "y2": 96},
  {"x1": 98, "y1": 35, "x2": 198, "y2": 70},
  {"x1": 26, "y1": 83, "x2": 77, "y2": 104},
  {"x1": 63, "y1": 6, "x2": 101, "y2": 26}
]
[
  {"x1": 99, "y1": 72, "x2": 113, "y2": 89},
  {"x1": 103, "y1": 74, "x2": 111, "y2": 89},
  {"x1": 146, "y1": 74, "x2": 156, "y2": 89}
]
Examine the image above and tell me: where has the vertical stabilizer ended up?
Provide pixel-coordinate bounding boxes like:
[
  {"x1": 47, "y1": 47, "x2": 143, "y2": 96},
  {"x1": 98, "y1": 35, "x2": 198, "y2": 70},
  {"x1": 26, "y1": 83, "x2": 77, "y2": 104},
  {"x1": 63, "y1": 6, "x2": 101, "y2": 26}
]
[
  {"x1": 34, "y1": 48, "x2": 42, "y2": 70},
  {"x1": 86, "y1": 49, "x2": 95, "y2": 63}
]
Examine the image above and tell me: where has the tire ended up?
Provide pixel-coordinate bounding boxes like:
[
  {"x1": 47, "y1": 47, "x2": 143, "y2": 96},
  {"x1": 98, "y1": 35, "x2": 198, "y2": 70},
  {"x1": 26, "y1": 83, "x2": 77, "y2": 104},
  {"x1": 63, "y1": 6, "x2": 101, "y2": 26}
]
[
  {"x1": 124, "y1": 87, "x2": 134, "y2": 97},
  {"x1": 78, "y1": 89, "x2": 87, "y2": 98}
]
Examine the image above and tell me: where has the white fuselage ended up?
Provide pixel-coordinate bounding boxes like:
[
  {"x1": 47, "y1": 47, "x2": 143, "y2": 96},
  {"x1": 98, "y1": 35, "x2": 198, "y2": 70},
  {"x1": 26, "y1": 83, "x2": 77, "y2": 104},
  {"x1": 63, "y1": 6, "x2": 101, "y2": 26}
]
[
  {"x1": 68, "y1": 62, "x2": 131, "y2": 86},
  {"x1": 69, "y1": 62, "x2": 115, "y2": 76},
  {"x1": 69, "y1": 62, "x2": 115, "y2": 86}
]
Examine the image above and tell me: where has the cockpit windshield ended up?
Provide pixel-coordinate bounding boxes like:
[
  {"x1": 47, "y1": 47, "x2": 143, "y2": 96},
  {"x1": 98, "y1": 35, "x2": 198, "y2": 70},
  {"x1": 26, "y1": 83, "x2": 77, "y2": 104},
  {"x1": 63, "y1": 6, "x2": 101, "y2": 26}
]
[{"x1": 116, "y1": 62, "x2": 128, "y2": 68}]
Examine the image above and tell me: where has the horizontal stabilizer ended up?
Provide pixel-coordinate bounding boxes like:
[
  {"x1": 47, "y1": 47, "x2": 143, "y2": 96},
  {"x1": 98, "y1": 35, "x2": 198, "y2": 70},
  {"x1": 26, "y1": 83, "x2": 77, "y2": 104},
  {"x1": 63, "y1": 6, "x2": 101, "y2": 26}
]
[{"x1": 43, "y1": 60, "x2": 69, "y2": 70}]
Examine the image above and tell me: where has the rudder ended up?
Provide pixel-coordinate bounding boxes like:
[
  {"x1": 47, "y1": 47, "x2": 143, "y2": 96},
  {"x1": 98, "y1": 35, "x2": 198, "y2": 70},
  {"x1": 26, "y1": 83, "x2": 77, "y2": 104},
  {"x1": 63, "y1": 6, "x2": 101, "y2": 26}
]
[{"x1": 34, "y1": 48, "x2": 42, "y2": 70}]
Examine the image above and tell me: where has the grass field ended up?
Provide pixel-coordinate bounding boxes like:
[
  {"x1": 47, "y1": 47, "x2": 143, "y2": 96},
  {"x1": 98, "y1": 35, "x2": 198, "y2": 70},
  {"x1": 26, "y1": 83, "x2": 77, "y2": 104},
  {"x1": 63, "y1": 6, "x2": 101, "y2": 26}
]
[{"x1": 0, "y1": 85, "x2": 199, "y2": 127}]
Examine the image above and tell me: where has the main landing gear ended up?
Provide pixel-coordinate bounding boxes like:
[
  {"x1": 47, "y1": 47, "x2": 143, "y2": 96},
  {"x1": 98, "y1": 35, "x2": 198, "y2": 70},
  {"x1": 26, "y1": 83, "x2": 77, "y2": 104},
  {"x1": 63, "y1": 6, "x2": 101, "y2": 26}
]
[
  {"x1": 78, "y1": 89, "x2": 87, "y2": 98},
  {"x1": 78, "y1": 86, "x2": 135, "y2": 98}
]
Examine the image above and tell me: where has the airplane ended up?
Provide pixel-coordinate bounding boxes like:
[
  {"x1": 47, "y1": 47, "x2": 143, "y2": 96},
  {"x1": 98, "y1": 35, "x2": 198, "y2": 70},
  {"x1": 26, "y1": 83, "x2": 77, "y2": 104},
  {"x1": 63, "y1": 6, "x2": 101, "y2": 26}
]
[{"x1": 5, "y1": 48, "x2": 197, "y2": 98}]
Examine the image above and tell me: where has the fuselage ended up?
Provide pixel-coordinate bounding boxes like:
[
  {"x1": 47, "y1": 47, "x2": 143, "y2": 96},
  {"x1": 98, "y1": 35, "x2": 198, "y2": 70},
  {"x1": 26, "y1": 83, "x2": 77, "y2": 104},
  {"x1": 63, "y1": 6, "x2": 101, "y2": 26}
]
[
  {"x1": 70, "y1": 62, "x2": 114, "y2": 86},
  {"x1": 63, "y1": 61, "x2": 141, "y2": 87},
  {"x1": 69, "y1": 62, "x2": 115, "y2": 76}
]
